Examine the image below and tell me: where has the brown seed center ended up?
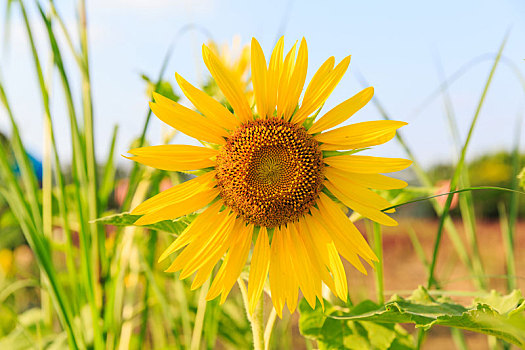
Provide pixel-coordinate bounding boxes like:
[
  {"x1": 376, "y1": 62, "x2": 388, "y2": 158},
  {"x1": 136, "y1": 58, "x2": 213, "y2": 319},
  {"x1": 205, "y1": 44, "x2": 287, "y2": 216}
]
[{"x1": 215, "y1": 118, "x2": 324, "y2": 227}]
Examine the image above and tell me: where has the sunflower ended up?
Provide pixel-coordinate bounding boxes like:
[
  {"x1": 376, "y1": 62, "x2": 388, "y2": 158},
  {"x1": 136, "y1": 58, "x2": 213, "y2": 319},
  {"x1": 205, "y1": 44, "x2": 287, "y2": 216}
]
[
  {"x1": 127, "y1": 37, "x2": 411, "y2": 317},
  {"x1": 207, "y1": 35, "x2": 251, "y2": 90}
]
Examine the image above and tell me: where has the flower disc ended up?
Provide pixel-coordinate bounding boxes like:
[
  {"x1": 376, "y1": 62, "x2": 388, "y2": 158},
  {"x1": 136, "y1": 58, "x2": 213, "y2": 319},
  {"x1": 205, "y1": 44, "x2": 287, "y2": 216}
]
[{"x1": 215, "y1": 118, "x2": 324, "y2": 227}]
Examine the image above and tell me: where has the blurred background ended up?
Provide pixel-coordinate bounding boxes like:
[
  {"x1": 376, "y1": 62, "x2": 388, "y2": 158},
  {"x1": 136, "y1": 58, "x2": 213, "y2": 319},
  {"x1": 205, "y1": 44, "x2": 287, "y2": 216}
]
[{"x1": 0, "y1": 0, "x2": 524, "y2": 349}]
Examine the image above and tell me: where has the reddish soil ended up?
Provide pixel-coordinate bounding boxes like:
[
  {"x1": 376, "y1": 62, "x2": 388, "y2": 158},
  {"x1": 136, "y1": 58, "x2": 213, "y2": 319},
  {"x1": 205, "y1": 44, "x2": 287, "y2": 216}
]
[{"x1": 342, "y1": 218, "x2": 525, "y2": 349}]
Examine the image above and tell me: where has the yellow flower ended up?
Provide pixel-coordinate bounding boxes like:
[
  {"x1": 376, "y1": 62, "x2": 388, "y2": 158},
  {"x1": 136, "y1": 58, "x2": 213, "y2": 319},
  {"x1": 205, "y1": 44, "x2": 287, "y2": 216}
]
[
  {"x1": 207, "y1": 36, "x2": 251, "y2": 90},
  {"x1": 127, "y1": 37, "x2": 411, "y2": 317},
  {"x1": 206, "y1": 36, "x2": 252, "y2": 101}
]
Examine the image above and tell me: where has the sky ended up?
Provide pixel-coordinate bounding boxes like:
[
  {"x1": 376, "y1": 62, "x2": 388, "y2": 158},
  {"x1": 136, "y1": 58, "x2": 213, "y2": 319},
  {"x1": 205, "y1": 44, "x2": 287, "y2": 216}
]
[{"x1": 1, "y1": 0, "x2": 525, "y2": 170}]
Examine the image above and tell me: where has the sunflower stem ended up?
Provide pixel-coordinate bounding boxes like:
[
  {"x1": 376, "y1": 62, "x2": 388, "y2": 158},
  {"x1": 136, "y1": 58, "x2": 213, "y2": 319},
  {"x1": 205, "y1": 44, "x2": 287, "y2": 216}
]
[{"x1": 238, "y1": 278, "x2": 264, "y2": 350}]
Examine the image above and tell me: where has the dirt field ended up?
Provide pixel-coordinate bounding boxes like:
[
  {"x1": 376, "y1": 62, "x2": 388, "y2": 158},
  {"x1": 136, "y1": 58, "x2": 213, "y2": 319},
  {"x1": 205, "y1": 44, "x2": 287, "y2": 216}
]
[{"x1": 344, "y1": 218, "x2": 525, "y2": 349}]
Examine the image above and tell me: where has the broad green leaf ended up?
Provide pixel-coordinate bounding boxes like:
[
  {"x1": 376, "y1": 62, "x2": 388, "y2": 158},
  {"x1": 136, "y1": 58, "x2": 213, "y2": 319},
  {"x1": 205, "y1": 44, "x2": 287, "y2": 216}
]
[
  {"x1": 299, "y1": 299, "x2": 415, "y2": 350},
  {"x1": 94, "y1": 212, "x2": 194, "y2": 235},
  {"x1": 300, "y1": 287, "x2": 525, "y2": 348}
]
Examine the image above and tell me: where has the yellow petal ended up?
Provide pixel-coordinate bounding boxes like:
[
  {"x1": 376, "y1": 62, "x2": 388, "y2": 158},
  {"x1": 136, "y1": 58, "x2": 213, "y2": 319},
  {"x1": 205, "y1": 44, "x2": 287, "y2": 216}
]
[
  {"x1": 128, "y1": 144, "x2": 218, "y2": 158},
  {"x1": 165, "y1": 209, "x2": 235, "y2": 275},
  {"x1": 287, "y1": 223, "x2": 320, "y2": 309},
  {"x1": 316, "y1": 120, "x2": 406, "y2": 150},
  {"x1": 324, "y1": 170, "x2": 393, "y2": 210},
  {"x1": 325, "y1": 182, "x2": 398, "y2": 226},
  {"x1": 158, "y1": 201, "x2": 224, "y2": 262},
  {"x1": 248, "y1": 226, "x2": 270, "y2": 314},
  {"x1": 304, "y1": 215, "x2": 349, "y2": 299},
  {"x1": 207, "y1": 222, "x2": 253, "y2": 303},
  {"x1": 266, "y1": 37, "x2": 284, "y2": 118},
  {"x1": 251, "y1": 38, "x2": 268, "y2": 118},
  {"x1": 280, "y1": 226, "x2": 299, "y2": 314},
  {"x1": 276, "y1": 41, "x2": 298, "y2": 118},
  {"x1": 282, "y1": 38, "x2": 308, "y2": 120},
  {"x1": 324, "y1": 155, "x2": 412, "y2": 174},
  {"x1": 316, "y1": 193, "x2": 378, "y2": 263},
  {"x1": 134, "y1": 187, "x2": 220, "y2": 225},
  {"x1": 302, "y1": 57, "x2": 335, "y2": 105},
  {"x1": 125, "y1": 144, "x2": 217, "y2": 171},
  {"x1": 310, "y1": 206, "x2": 368, "y2": 274},
  {"x1": 291, "y1": 56, "x2": 351, "y2": 125},
  {"x1": 297, "y1": 218, "x2": 337, "y2": 299},
  {"x1": 269, "y1": 226, "x2": 285, "y2": 318},
  {"x1": 309, "y1": 87, "x2": 374, "y2": 134},
  {"x1": 191, "y1": 254, "x2": 218, "y2": 290},
  {"x1": 191, "y1": 220, "x2": 251, "y2": 292},
  {"x1": 324, "y1": 167, "x2": 407, "y2": 190},
  {"x1": 175, "y1": 73, "x2": 240, "y2": 130},
  {"x1": 202, "y1": 45, "x2": 252, "y2": 122},
  {"x1": 151, "y1": 93, "x2": 228, "y2": 143},
  {"x1": 132, "y1": 171, "x2": 216, "y2": 215}
]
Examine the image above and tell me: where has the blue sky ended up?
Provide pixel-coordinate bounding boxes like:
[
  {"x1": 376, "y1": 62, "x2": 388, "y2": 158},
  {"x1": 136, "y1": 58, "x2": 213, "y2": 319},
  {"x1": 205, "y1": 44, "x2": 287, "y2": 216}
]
[{"x1": 1, "y1": 0, "x2": 524, "y2": 169}]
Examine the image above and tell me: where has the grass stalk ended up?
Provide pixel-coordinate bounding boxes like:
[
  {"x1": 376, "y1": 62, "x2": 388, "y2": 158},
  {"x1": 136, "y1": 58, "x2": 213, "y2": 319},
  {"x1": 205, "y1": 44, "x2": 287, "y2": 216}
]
[
  {"x1": 427, "y1": 33, "x2": 508, "y2": 288},
  {"x1": 191, "y1": 278, "x2": 210, "y2": 350},
  {"x1": 504, "y1": 112, "x2": 523, "y2": 291},
  {"x1": 372, "y1": 223, "x2": 384, "y2": 305},
  {"x1": 436, "y1": 54, "x2": 486, "y2": 290}
]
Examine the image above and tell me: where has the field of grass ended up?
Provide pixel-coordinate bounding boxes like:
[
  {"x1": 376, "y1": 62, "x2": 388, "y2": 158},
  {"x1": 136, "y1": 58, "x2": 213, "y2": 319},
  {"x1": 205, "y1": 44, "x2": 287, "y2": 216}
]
[{"x1": 0, "y1": 1, "x2": 524, "y2": 349}]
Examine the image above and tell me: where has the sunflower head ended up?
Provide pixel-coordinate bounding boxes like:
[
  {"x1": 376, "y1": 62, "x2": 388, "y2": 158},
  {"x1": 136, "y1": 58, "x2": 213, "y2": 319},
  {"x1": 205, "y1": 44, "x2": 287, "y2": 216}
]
[
  {"x1": 127, "y1": 37, "x2": 411, "y2": 317},
  {"x1": 216, "y1": 117, "x2": 324, "y2": 227}
]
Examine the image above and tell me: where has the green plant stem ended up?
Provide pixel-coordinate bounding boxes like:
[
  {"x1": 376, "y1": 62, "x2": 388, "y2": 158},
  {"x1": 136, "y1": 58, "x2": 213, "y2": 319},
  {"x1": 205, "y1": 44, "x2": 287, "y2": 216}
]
[
  {"x1": 436, "y1": 54, "x2": 486, "y2": 290},
  {"x1": 138, "y1": 230, "x2": 158, "y2": 346},
  {"x1": 427, "y1": 33, "x2": 507, "y2": 288},
  {"x1": 505, "y1": 112, "x2": 523, "y2": 291},
  {"x1": 191, "y1": 278, "x2": 210, "y2": 350},
  {"x1": 372, "y1": 223, "x2": 384, "y2": 305},
  {"x1": 264, "y1": 308, "x2": 277, "y2": 350},
  {"x1": 238, "y1": 278, "x2": 264, "y2": 350}
]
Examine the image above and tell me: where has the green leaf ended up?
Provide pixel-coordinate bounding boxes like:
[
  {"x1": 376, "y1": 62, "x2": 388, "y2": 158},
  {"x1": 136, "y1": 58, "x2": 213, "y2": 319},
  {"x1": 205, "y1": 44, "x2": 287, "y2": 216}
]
[
  {"x1": 302, "y1": 287, "x2": 525, "y2": 348},
  {"x1": 299, "y1": 299, "x2": 415, "y2": 350},
  {"x1": 93, "y1": 212, "x2": 194, "y2": 234}
]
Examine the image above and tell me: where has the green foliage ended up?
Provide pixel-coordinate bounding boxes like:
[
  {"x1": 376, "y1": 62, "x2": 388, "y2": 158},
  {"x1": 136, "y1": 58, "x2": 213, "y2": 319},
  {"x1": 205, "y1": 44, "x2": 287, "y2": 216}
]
[
  {"x1": 141, "y1": 74, "x2": 180, "y2": 102},
  {"x1": 94, "y1": 212, "x2": 194, "y2": 234},
  {"x1": 299, "y1": 299, "x2": 414, "y2": 350},
  {"x1": 299, "y1": 287, "x2": 525, "y2": 348},
  {"x1": 427, "y1": 151, "x2": 525, "y2": 217}
]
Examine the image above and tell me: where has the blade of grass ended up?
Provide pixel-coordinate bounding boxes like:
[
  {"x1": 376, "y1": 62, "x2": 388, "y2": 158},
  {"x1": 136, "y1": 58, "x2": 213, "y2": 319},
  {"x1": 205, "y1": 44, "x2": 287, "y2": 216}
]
[
  {"x1": 504, "y1": 110, "x2": 523, "y2": 291},
  {"x1": 137, "y1": 230, "x2": 158, "y2": 347},
  {"x1": 0, "y1": 126, "x2": 82, "y2": 350},
  {"x1": 382, "y1": 186, "x2": 525, "y2": 212},
  {"x1": 435, "y1": 53, "x2": 486, "y2": 290},
  {"x1": 427, "y1": 32, "x2": 508, "y2": 288},
  {"x1": 77, "y1": 4, "x2": 106, "y2": 340},
  {"x1": 140, "y1": 245, "x2": 183, "y2": 350},
  {"x1": 99, "y1": 125, "x2": 118, "y2": 220},
  {"x1": 407, "y1": 227, "x2": 429, "y2": 268},
  {"x1": 372, "y1": 222, "x2": 384, "y2": 305},
  {"x1": 33, "y1": 3, "x2": 101, "y2": 344}
]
